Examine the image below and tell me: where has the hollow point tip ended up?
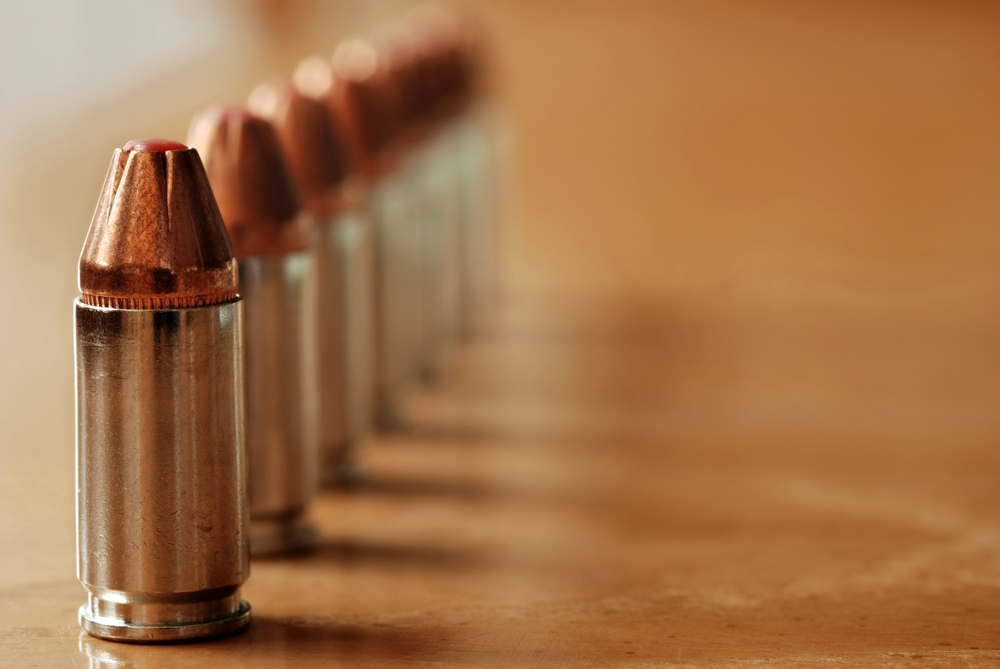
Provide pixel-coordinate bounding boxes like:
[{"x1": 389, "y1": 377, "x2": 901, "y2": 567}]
[{"x1": 123, "y1": 138, "x2": 189, "y2": 152}]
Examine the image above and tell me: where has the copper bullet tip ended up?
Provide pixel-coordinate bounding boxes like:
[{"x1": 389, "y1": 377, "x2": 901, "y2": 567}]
[
  {"x1": 373, "y1": 25, "x2": 429, "y2": 128},
  {"x1": 78, "y1": 142, "x2": 238, "y2": 309},
  {"x1": 293, "y1": 53, "x2": 376, "y2": 178},
  {"x1": 330, "y1": 39, "x2": 403, "y2": 163},
  {"x1": 405, "y1": 6, "x2": 475, "y2": 110},
  {"x1": 248, "y1": 80, "x2": 349, "y2": 218},
  {"x1": 187, "y1": 107, "x2": 311, "y2": 259}
]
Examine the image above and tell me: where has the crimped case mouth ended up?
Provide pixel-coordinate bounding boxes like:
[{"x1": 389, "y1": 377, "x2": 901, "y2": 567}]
[{"x1": 79, "y1": 291, "x2": 238, "y2": 310}]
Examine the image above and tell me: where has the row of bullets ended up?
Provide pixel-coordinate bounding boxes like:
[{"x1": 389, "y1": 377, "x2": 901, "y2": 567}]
[{"x1": 74, "y1": 7, "x2": 497, "y2": 643}]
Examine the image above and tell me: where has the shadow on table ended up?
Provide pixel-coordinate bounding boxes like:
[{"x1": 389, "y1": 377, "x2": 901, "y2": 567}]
[
  {"x1": 356, "y1": 474, "x2": 507, "y2": 503},
  {"x1": 378, "y1": 420, "x2": 504, "y2": 446},
  {"x1": 77, "y1": 615, "x2": 457, "y2": 667},
  {"x1": 280, "y1": 537, "x2": 495, "y2": 571}
]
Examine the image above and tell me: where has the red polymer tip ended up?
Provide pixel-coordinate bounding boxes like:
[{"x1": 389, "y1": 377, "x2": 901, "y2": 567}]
[{"x1": 123, "y1": 138, "x2": 189, "y2": 152}]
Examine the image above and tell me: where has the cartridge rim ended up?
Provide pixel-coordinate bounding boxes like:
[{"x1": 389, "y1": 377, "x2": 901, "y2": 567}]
[
  {"x1": 79, "y1": 599, "x2": 251, "y2": 643},
  {"x1": 249, "y1": 514, "x2": 318, "y2": 557}
]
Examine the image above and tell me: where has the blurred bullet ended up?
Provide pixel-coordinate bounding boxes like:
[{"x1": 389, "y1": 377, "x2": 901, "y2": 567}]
[
  {"x1": 293, "y1": 55, "x2": 382, "y2": 485},
  {"x1": 247, "y1": 82, "x2": 373, "y2": 484},
  {"x1": 412, "y1": 9, "x2": 500, "y2": 338},
  {"x1": 325, "y1": 38, "x2": 423, "y2": 429},
  {"x1": 189, "y1": 109, "x2": 320, "y2": 555},
  {"x1": 379, "y1": 19, "x2": 465, "y2": 380}
]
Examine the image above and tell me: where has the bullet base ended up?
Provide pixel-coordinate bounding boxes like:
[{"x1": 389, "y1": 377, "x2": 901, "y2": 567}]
[
  {"x1": 322, "y1": 445, "x2": 368, "y2": 489},
  {"x1": 250, "y1": 514, "x2": 317, "y2": 556},
  {"x1": 79, "y1": 592, "x2": 250, "y2": 643},
  {"x1": 374, "y1": 396, "x2": 408, "y2": 432}
]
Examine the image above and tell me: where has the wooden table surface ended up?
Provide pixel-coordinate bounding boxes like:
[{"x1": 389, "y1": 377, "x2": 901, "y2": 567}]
[{"x1": 2, "y1": 1, "x2": 1000, "y2": 666}]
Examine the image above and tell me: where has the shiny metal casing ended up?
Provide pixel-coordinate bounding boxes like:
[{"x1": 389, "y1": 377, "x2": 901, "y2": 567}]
[
  {"x1": 239, "y1": 251, "x2": 319, "y2": 554},
  {"x1": 414, "y1": 128, "x2": 462, "y2": 376},
  {"x1": 75, "y1": 299, "x2": 250, "y2": 643},
  {"x1": 371, "y1": 173, "x2": 421, "y2": 426},
  {"x1": 456, "y1": 108, "x2": 499, "y2": 337},
  {"x1": 316, "y1": 209, "x2": 375, "y2": 485}
]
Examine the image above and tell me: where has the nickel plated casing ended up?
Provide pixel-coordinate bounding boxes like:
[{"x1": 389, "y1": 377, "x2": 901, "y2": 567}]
[
  {"x1": 417, "y1": 128, "x2": 462, "y2": 373},
  {"x1": 373, "y1": 163, "x2": 423, "y2": 397},
  {"x1": 415, "y1": 8, "x2": 495, "y2": 354},
  {"x1": 376, "y1": 29, "x2": 438, "y2": 389},
  {"x1": 450, "y1": 32, "x2": 500, "y2": 338},
  {"x1": 456, "y1": 104, "x2": 499, "y2": 337},
  {"x1": 238, "y1": 252, "x2": 318, "y2": 553},
  {"x1": 313, "y1": 191, "x2": 376, "y2": 485},
  {"x1": 326, "y1": 37, "x2": 424, "y2": 427},
  {"x1": 393, "y1": 12, "x2": 467, "y2": 376},
  {"x1": 405, "y1": 7, "x2": 499, "y2": 338},
  {"x1": 75, "y1": 141, "x2": 250, "y2": 643},
  {"x1": 294, "y1": 54, "x2": 382, "y2": 481},
  {"x1": 250, "y1": 79, "x2": 374, "y2": 482},
  {"x1": 189, "y1": 108, "x2": 320, "y2": 555}
]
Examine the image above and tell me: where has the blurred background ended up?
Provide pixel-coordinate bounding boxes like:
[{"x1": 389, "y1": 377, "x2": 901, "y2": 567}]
[{"x1": 2, "y1": 0, "x2": 1000, "y2": 617}]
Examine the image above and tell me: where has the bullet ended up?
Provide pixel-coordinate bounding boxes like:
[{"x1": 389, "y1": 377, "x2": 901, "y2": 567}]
[
  {"x1": 188, "y1": 108, "x2": 320, "y2": 555},
  {"x1": 245, "y1": 82, "x2": 369, "y2": 484},
  {"x1": 76, "y1": 138, "x2": 250, "y2": 642},
  {"x1": 449, "y1": 25, "x2": 500, "y2": 339},
  {"x1": 380, "y1": 21, "x2": 463, "y2": 380},
  {"x1": 327, "y1": 37, "x2": 421, "y2": 429},
  {"x1": 293, "y1": 53, "x2": 385, "y2": 484},
  {"x1": 410, "y1": 9, "x2": 499, "y2": 339}
]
